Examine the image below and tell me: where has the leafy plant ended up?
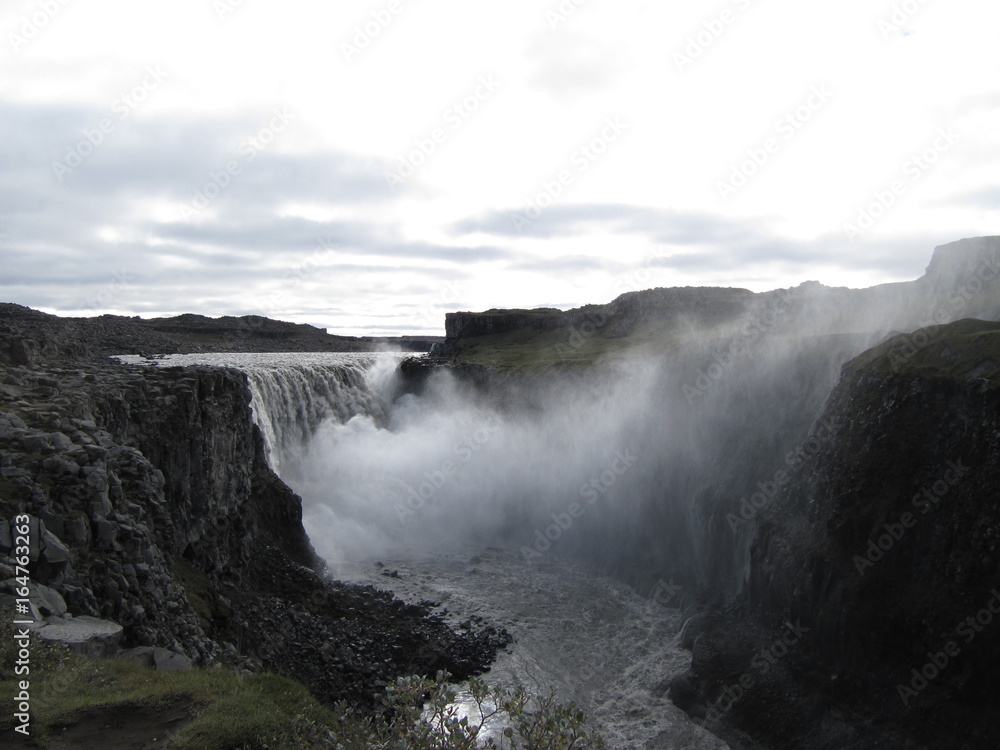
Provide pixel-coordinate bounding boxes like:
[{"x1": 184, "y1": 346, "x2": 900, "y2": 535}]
[{"x1": 327, "y1": 671, "x2": 605, "y2": 750}]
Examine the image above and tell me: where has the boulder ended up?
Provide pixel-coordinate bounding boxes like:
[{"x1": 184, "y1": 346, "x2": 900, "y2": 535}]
[
  {"x1": 10, "y1": 337, "x2": 32, "y2": 365},
  {"x1": 30, "y1": 582, "x2": 68, "y2": 617},
  {"x1": 0, "y1": 518, "x2": 11, "y2": 552},
  {"x1": 29, "y1": 615, "x2": 123, "y2": 656},
  {"x1": 40, "y1": 528, "x2": 72, "y2": 565},
  {"x1": 0, "y1": 579, "x2": 66, "y2": 617},
  {"x1": 153, "y1": 647, "x2": 194, "y2": 672}
]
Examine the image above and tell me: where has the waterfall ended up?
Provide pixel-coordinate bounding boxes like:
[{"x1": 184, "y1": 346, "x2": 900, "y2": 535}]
[
  {"x1": 116, "y1": 351, "x2": 406, "y2": 477},
  {"x1": 240, "y1": 353, "x2": 404, "y2": 475},
  {"x1": 115, "y1": 340, "x2": 866, "y2": 596}
]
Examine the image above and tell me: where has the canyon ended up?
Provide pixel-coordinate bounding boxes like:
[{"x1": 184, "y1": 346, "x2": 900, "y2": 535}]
[{"x1": 2, "y1": 235, "x2": 999, "y2": 748}]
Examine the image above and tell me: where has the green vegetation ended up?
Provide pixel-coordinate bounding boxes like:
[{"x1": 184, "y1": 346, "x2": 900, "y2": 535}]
[
  {"x1": 443, "y1": 319, "x2": 688, "y2": 374},
  {"x1": 0, "y1": 620, "x2": 604, "y2": 749},
  {"x1": 171, "y1": 555, "x2": 217, "y2": 632},
  {"x1": 330, "y1": 673, "x2": 605, "y2": 750},
  {"x1": 441, "y1": 287, "x2": 755, "y2": 373},
  {"x1": 846, "y1": 318, "x2": 1000, "y2": 386}
]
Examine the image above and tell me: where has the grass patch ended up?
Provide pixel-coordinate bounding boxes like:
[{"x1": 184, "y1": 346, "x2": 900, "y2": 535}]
[
  {"x1": 846, "y1": 318, "x2": 1000, "y2": 386},
  {"x1": 444, "y1": 320, "x2": 689, "y2": 374},
  {"x1": 171, "y1": 556, "x2": 215, "y2": 632},
  {"x1": 0, "y1": 619, "x2": 341, "y2": 749},
  {"x1": 0, "y1": 619, "x2": 606, "y2": 749}
]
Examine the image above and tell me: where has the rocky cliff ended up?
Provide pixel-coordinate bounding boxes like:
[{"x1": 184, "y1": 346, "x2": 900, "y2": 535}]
[
  {"x1": 0, "y1": 359, "x2": 508, "y2": 708},
  {"x1": 443, "y1": 287, "x2": 756, "y2": 343},
  {"x1": 672, "y1": 318, "x2": 1000, "y2": 749}
]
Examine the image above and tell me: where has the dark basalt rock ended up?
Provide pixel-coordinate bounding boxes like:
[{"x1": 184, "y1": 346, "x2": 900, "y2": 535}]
[{"x1": 674, "y1": 319, "x2": 1000, "y2": 750}]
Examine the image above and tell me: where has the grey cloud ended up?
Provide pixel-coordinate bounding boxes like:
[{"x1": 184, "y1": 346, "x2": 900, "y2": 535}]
[
  {"x1": 525, "y1": 30, "x2": 631, "y2": 100},
  {"x1": 453, "y1": 203, "x2": 768, "y2": 244},
  {"x1": 1, "y1": 96, "x2": 977, "y2": 330},
  {"x1": 150, "y1": 219, "x2": 511, "y2": 263},
  {"x1": 0, "y1": 101, "x2": 394, "y2": 208},
  {"x1": 508, "y1": 255, "x2": 622, "y2": 274},
  {"x1": 948, "y1": 185, "x2": 1000, "y2": 209},
  {"x1": 454, "y1": 203, "x2": 943, "y2": 278},
  {"x1": 0, "y1": 100, "x2": 511, "y2": 321},
  {"x1": 640, "y1": 232, "x2": 943, "y2": 279}
]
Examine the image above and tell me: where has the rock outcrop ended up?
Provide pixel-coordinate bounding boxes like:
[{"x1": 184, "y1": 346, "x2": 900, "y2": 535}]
[{"x1": 27, "y1": 615, "x2": 124, "y2": 657}]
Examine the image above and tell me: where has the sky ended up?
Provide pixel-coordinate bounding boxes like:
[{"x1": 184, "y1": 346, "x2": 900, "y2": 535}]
[{"x1": 1, "y1": 0, "x2": 998, "y2": 336}]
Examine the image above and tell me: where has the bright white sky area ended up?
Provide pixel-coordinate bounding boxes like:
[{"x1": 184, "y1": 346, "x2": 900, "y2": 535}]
[{"x1": 1, "y1": 0, "x2": 998, "y2": 335}]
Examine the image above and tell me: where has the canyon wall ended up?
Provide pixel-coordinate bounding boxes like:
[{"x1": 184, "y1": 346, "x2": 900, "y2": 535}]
[{"x1": 673, "y1": 319, "x2": 1000, "y2": 749}]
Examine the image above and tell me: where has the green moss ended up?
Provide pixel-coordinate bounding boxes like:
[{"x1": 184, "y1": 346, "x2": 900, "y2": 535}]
[
  {"x1": 0, "y1": 619, "x2": 340, "y2": 749},
  {"x1": 172, "y1": 556, "x2": 216, "y2": 631},
  {"x1": 444, "y1": 319, "x2": 688, "y2": 373},
  {"x1": 846, "y1": 318, "x2": 1000, "y2": 386}
]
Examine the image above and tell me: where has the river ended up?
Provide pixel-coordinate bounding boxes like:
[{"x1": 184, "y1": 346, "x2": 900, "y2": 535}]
[{"x1": 334, "y1": 549, "x2": 727, "y2": 749}]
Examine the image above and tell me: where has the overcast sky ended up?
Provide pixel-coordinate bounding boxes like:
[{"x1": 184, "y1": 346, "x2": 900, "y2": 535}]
[{"x1": 1, "y1": 0, "x2": 998, "y2": 335}]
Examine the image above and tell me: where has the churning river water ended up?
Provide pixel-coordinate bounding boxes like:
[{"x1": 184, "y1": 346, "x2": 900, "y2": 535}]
[{"x1": 335, "y1": 549, "x2": 728, "y2": 750}]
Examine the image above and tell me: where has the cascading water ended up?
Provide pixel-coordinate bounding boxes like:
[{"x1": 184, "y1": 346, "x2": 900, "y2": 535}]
[{"x1": 238, "y1": 352, "x2": 402, "y2": 475}]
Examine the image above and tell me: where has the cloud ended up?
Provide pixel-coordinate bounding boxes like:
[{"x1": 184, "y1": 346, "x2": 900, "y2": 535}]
[
  {"x1": 949, "y1": 185, "x2": 1000, "y2": 209},
  {"x1": 2, "y1": 0, "x2": 999, "y2": 336},
  {"x1": 524, "y1": 30, "x2": 631, "y2": 100},
  {"x1": 452, "y1": 203, "x2": 767, "y2": 244},
  {"x1": 508, "y1": 254, "x2": 622, "y2": 274},
  {"x1": 0, "y1": 100, "x2": 516, "y2": 322},
  {"x1": 454, "y1": 202, "x2": 943, "y2": 279},
  {"x1": 0, "y1": 102, "x2": 397, "y2": 240}
]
